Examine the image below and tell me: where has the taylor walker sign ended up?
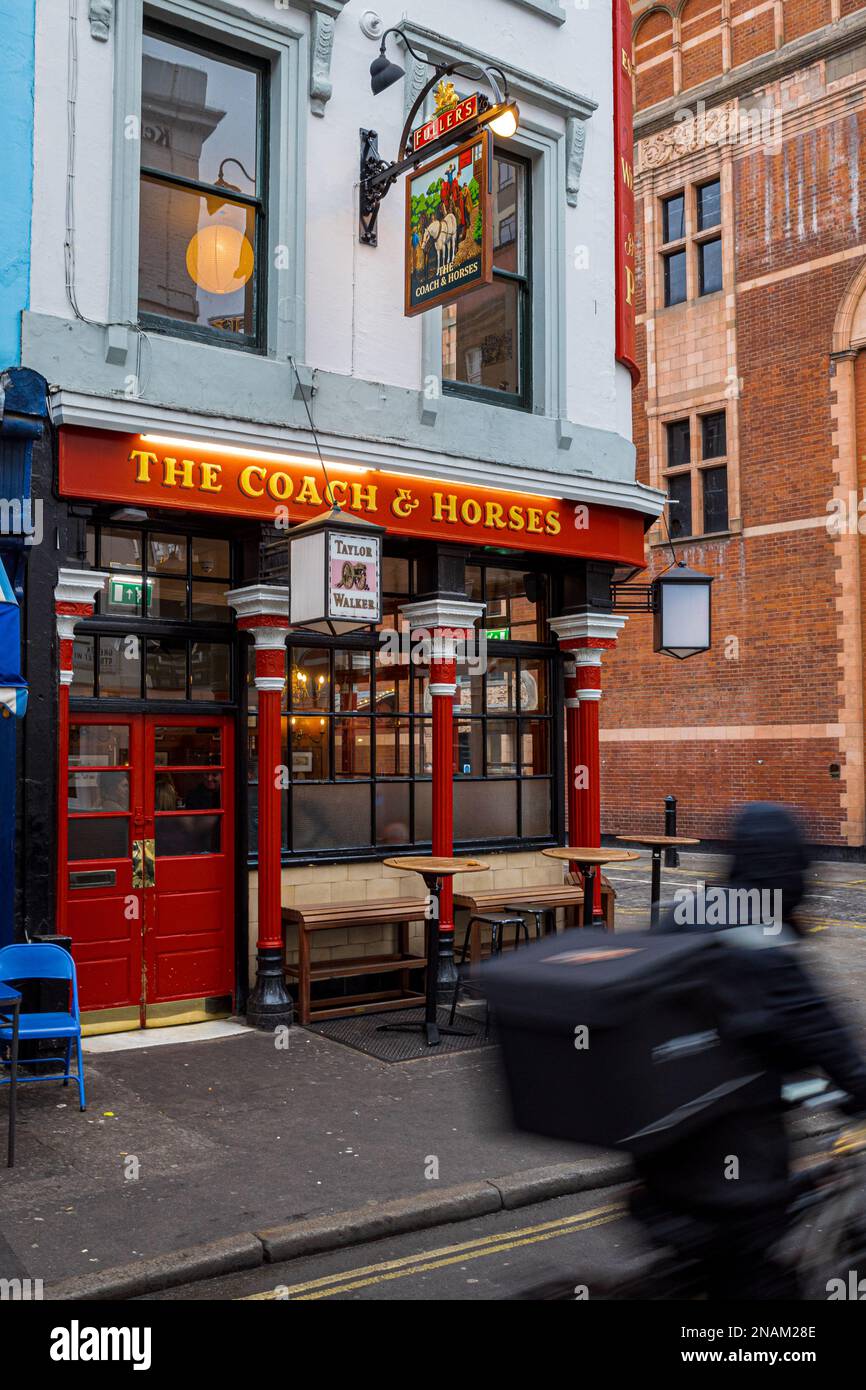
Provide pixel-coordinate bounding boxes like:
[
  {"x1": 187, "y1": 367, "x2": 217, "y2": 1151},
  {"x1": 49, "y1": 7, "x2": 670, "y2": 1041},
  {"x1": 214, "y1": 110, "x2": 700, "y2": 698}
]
[
  {"x1": 329, "y1": 532, "x2": 380, "y2": 624},
  {"x1": 405, "y1": 132, "x2": 492, "y2": 317}
]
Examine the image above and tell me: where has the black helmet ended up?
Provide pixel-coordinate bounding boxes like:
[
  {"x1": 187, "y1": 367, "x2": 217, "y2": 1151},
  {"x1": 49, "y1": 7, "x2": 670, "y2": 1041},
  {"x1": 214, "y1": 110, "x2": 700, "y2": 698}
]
[{"x1": 727, "y1": 802, "x2": 810, "y2": 927}]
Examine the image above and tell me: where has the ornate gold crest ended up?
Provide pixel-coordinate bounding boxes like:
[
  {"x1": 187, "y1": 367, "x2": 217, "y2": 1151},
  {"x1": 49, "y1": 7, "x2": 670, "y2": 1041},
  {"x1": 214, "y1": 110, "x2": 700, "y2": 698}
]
[{"x1": 434, "y1": 79, "x2": 459, "y2": 112}]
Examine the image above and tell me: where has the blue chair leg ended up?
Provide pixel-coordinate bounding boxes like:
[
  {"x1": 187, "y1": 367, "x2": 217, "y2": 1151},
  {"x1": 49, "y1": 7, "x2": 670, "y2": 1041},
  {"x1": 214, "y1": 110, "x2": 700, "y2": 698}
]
[
  {"x1": 75, "y1": 1036, "x2": 86, "y2": 1112},
  {"x1": 63, "y1": 1039, "x2": 71, "y2": 1086}
]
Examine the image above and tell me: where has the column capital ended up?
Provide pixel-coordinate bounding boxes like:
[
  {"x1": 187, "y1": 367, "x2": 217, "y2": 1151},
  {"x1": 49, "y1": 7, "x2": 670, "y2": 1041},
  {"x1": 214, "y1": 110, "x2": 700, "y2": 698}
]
[
  {"x1": 226, "y1": 584, "x2": 290, "y2": 626},
  {"x1": 548, "y1": 610, "x2": 629, "y2": 649},
  {"x1": 54, "y1": 567, "x2": 109, "y2": 611},
  {"x1": 399, "y1": 597, "x2": 486, "y2": 634}
]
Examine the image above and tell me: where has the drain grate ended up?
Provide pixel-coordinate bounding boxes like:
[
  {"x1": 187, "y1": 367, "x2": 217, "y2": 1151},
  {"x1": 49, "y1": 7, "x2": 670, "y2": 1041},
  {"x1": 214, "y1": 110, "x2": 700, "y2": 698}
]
[{"x1": 307, "y1": 1005, "x2": 495, "y2": 1062}]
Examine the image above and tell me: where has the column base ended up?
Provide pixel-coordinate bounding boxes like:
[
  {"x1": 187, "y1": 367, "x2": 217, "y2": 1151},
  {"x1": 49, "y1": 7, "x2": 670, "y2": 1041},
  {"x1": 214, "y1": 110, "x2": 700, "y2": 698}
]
[
  {"x1": 435, "y1": 927, "x2": 459, "y2": 1004},
  {"x1": 246, "y1": 947, "x2": 294, "y2": 1031}
]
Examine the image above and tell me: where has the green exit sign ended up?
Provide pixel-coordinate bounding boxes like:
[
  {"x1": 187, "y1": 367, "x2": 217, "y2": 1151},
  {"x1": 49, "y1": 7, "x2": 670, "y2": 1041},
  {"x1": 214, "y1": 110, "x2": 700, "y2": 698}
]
[
  {"x1": 109, "y1": 577, "x2": 153, "y2": 609},
  {"x1": 486, "y1": 626, "x2": 510, "y2": 641}
]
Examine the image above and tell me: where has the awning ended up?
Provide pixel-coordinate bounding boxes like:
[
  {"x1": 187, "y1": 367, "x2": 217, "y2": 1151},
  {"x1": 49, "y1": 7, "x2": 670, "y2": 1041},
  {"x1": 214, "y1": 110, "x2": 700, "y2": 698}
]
[{"x1": 0, "y1": 558, "x2": 27, "y2": 719}]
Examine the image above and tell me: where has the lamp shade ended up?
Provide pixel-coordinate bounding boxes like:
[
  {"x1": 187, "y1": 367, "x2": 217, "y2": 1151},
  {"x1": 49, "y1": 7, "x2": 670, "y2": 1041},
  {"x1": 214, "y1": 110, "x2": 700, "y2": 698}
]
[
  {"x1": 186, "y1": 224, "x2": 254, "y2": 295},
  {"x1": 370, "y1": 52, "x2": 405, "y2": 95},
  {"x1": 289, "y1": 506, "x2": 385, "y2": 635},
  {"x1": 652, "y1": 563, "x2": 713, "y2": 659}
]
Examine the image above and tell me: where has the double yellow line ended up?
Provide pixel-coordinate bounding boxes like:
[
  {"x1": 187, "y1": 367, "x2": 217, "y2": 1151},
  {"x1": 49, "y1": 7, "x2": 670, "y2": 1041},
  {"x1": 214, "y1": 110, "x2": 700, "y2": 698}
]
[{"x1": 240, "y1": 1199, "x2": 625, "y2": 1301}]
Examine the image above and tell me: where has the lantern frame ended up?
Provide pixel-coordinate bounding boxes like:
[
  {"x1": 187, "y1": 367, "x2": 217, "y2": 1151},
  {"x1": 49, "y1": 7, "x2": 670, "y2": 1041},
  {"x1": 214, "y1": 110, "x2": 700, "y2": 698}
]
[
  {"x1": 652, "y1": 561, "x2": 713, "y2": 660},
  {"x1": 288, "y1": 506, "x2": 386, "y2": 636}
]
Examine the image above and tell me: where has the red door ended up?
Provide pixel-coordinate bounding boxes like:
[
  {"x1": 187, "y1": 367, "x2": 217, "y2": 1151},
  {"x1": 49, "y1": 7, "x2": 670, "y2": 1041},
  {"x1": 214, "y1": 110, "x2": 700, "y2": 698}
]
[{"x1": 65, "y1": 713, "x2": 235, "y2": 1028}]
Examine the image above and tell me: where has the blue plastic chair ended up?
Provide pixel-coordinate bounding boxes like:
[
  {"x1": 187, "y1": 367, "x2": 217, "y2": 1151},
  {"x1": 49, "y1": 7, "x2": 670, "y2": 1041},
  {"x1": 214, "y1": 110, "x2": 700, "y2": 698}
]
[{"x1": 0, "y1": 944, "x2": 86, "y2": 1111}]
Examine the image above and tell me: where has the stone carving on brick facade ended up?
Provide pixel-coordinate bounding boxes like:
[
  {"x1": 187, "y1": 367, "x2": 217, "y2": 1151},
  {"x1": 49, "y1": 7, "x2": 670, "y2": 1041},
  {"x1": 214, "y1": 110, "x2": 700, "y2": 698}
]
[
  {"x1": 88, "y1": 0, "x2": 112, "y2": 41},
  {"x1": 401, "y1": 43, "x2": 430, "y2": 121},
  {"x1": 637, "y1": 100, "x2": 738, "y2": 172},
  {"x1": 310, "y1": 11, "x2": 337, "y2": 116},
  {"x1": 566, "y1": 115, "x2": 587, "y2": 207}
]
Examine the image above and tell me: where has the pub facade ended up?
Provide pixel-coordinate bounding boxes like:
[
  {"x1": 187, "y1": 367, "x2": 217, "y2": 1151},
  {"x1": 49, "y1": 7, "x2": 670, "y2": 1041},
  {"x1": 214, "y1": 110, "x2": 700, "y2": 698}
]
[{"x1": 15, "y1": 0, "x2": 663, "y2": 1031}]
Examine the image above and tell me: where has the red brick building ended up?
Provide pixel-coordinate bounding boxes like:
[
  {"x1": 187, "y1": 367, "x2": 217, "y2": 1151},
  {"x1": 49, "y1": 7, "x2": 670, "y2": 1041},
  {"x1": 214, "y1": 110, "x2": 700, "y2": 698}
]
[{"x1": 603, "y1": 0, "x2": 866, "y2": 847}]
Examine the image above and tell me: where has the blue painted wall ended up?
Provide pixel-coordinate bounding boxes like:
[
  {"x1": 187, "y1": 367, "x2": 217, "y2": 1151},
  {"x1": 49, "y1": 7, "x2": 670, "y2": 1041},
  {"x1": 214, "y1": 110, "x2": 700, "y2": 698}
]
[
  {"x1": 0, "y1": 0, "x2": 35, "y2": 366},
  {"x1": 0, "y1": 0, "x2": 36, "y2": 944}
]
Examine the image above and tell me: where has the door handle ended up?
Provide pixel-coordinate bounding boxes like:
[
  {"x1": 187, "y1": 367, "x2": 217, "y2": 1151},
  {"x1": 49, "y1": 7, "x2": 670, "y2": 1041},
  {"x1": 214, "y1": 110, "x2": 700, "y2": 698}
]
[{"x1": 132, "y1": 839, "x2": 156, "y2": 889}]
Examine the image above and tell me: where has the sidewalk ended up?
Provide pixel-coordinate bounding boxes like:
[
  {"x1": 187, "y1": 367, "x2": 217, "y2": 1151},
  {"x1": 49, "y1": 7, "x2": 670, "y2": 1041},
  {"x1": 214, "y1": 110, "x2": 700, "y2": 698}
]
[{"x1": 2, "y1": 849, "x2": 865, "y2": 1291}]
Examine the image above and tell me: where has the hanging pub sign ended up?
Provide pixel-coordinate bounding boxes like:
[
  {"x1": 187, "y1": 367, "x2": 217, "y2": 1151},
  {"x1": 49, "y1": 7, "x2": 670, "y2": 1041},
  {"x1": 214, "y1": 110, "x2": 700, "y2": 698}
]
[
  {"x1": 288, "y1": 505, "x2": 385, "y2": 636},
  {"x1": 405, "y1": 129, "x2": 493, "y2": 318},
  {"x1": 410, "y1": 93, "x2": 481, "y2": 154}
]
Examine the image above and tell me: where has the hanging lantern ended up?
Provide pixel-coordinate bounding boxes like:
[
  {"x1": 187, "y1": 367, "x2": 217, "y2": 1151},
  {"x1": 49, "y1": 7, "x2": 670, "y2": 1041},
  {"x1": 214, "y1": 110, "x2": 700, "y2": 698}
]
[
  {"x1": 186, "y1": 223, "x2": 254, "y2": 296},
  {"x1": 652, "y1": 562, "x2": 713, "y2": 660},
  {"x1": 289, "y1": 506, "x2": 385, "y2": 635}
]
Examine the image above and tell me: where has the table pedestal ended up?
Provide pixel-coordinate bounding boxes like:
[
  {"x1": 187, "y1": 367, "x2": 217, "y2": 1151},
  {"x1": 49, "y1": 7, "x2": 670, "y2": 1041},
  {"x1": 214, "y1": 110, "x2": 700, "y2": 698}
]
[{"x1": 378, "y1": 874, "x2": 472, "y2": 1046}]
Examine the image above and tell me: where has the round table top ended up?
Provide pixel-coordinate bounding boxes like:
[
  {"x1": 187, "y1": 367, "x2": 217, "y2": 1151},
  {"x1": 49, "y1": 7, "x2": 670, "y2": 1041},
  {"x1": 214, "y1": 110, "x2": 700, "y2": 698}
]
[
  {"x1": 616, "y1": 834, "x2": 700, "y2": 848},
  {"x1": 541, "y1": 846, "x2": 642, "y2": 866},
  {"x1": 383, "y1": 856, "x2": 489, "y2": 876}
]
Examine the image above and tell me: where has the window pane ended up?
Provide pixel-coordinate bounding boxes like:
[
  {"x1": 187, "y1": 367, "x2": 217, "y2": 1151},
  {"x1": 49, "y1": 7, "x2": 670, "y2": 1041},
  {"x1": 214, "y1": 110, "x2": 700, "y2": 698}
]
[
  {"x1": 662, "y1": 193, "x2": 684, "y2": 243},
  {"x1": 374, "y1": 654, "x2": 410, "y2": 712},
  {"x1": 154, "y1": 726, "x2": 221, "y2": 766},
  {"x1": 146, "y1": 638, "x2": 187, "y2": 699},
  {"x1": 697, "y1": 179, "x2": 721, "y2": 231},
  {"x1": 442, "y1": 278, "x2": 522, "y2": 395},
  {"x1": 68, "y1": 771, "x2": 130, "y2": 813},
  {"x1": 381, "y1": 555, "x2": 411, "y2": 595},
  {"x1": 376, "y1": 783, "x2": 411, "y2": 845},
  {"x1": 521, "y1": 779, "x2": 552, "y2": 838},
  {"x1": 105, "y1": 573, "x2": 148, "y2": 617},
  {"x1": 291, "y1": 648, "x2": 330, "y2": 710},
  {"x1": 71, "y1": 636, "x2": 95, "y2": 697},
  {"x1": 414, "y1": 719, "x2": 433, "y2": 776},
  {"x1": 520, "y1": 658, "x2": 548, "y2": 713},
  {"x1": 664, "y1": 249, "x2": 686, "y2": 306},
  {"x1": 100, "y1": 528, "x2": 143, "y2": 573},
  {"x1": 290, "y1": 715, "x2": 329, "y2": 779},
  {"x1": 99, "y1": 635, "x2": 142, "y2": 699},
  {"x1": 455, "y1": 781, "x2": 517, "y2": 841},
  {"x1": 190, "y1": 642, "x2": 230, "y2": 701},
  {"x1": 192, "y1": 537, "x2": 230, "y2": 579},
  {"x1": 292, "y1": 784, "x2": 371, "y2": 852},
  {"x1": 147, "y1": 575, "x2": 187, "y2": 621},
  {"x1": 486, "y1": 720, "x2": 518, "y2": 776},
  {"x1": 139, "y1": 177, "x2": 257, "y2": 339},
  {"x1": 68, "y1": 817, "x2": 128, "y2": 861},
  {"x1": 666, "y1": 419, "x2": 691, "y2": 469},
  {"x1": 335, "y1": 650, "x2": 372, "y2": 714},
  {"x1": 454, "y1": 671, "x2": 483, "y2": 715},
  {"x1": 69, "y1": 724, "x2": 130, "y2": 767},
  {"x1": 156, "y1": 770, "x2": 221, "y2": 809},
  {"x1": 141, "y1": 31, "x2": 260, "y2": 192},
  {"x1": 414, "y1": 781, "x2": 432, "y2": 840},
  {"x1": 486, "y1": 657, "x2": 517, "y2": 712},
  {"x1": 335, "y1": 717, "x2": 371, "y2": 777},
  {"x1": 701, "y1": 411, "x2": 726, "y2": 459},
  {"x1": 667, "y1": 472, "x2": 693, "y2": 539},
  {"x1": 375, "y1": 717, "x2": 410, "y2": 776},
  {"x1": 148, "y1": 533, "x2": 187, "y2": 575},
  {"x1": 465, "y1": 566, "x2": 483, "y2": 606},
  {"x1": 699, "y1": 237, "x2": 722, "y2": 294},
  {"x1": 521, "y1": 721, "x2": 549, "y2": 775},
  {"x1": 155, "y1": 814, "x2": 221, "y2": 857},
  {"x1": 191, "y1": 581, "x2": 230, "y2": 623},
  {"x1": 703, "y1": 466, "x2": 729, "y2": 534},
  {"x1": 455, "y1": 719, "x2": 484, "y2": 777},
  {"x1": 493, "y1": 158, "x2": 525, "y2": 274}
]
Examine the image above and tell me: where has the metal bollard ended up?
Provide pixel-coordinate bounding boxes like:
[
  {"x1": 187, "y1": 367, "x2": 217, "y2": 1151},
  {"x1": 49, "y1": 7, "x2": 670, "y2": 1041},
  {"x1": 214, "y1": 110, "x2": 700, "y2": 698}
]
[{"x1": 664, "y1": 795, "x2": 679, "y2": 867}]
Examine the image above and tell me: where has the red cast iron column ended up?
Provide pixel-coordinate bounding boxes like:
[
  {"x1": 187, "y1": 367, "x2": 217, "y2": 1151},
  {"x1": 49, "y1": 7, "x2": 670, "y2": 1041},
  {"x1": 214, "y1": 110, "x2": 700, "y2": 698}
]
[
  {"x1": 400, "y1": 598, "x2": 485, "y2": 998},
  {"x1": 227, "y1": 585, "x2": 292, "y2": 1030},
  {"x1": 54, "y1": 569, "x2": 109, "y2": 939}
]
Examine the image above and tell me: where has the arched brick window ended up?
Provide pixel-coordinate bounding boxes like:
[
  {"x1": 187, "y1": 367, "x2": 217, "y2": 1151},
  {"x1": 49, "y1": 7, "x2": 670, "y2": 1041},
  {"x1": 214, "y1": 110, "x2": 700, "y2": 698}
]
[
  {"x1": 679, "y1": 0, "x2": 724, "y2": 92},
  {"x1": 634, "y1": 8, "x2": 675, "y2": 111}
]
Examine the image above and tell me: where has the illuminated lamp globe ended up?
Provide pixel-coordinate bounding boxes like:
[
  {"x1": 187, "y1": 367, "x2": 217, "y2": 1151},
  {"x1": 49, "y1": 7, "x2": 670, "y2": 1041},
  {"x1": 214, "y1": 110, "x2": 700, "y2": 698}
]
[
  {"x1": 487, "y1": 103, "x2": 520, "y2": 138},
  {"x1": 186, "y1": 224, "x2": 254, "y2": 296}
]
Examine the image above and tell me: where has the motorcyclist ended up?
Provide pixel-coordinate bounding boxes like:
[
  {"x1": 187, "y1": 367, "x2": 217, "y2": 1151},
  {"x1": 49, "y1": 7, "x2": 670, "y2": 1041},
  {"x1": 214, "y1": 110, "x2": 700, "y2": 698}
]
[{"x1": 632, "y1": 801, "x2": 866, "y2": 1299}]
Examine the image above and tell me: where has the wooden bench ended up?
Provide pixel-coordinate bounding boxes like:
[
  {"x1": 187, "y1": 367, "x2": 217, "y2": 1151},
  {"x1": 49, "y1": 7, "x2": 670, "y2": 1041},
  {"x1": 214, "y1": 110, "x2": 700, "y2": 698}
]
[
  {"x1": 453, "y1": 878, "x2": 616, "y2": 964},
  {"x1": 282, "y1": 899, "x2": 429, "y2": 1024}
]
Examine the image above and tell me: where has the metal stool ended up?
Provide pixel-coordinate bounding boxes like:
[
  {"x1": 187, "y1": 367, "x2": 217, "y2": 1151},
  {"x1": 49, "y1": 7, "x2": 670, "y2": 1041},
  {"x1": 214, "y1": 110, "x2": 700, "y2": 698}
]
[
  {"x1": 503, "y1": 903, "x2": 555, "y2": 941},
  {"x1": 449, "y1": 913, "x2": 529, "y2": 1032}
]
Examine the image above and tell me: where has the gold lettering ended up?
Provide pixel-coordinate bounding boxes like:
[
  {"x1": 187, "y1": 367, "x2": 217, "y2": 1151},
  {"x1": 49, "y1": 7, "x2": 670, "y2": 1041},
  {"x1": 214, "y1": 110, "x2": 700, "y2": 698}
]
[
  {"x1": 349, "y1": 482, "x2": 378, "y2": 512},
  {"x1": 545, "y1": 509, "x2": 562, "y2": 536},
  {"x1": 508, "y1": 504, "x2": 526, "y2": 531},
  {"x1": 432, "y1": 492, "x2": 459, "y2": 524},
  {"x1": 161, "y1": 457, "x2": 196, "y2": 489},
  {"x1": 239, "y1": 464, "x2": 267, "y2": 498},
  {"x1": 620, "y1": 155, "x2": 633, "y2": 190},
  {"x1": 526, "y1": 507, "x2": 543, "y2": 534},
  {"x1": 326, "y1": 480, "x2": 348, "y2": 506},
  {"x1": 267, "y1": 471, "x2": 293, "y2": 502},
  {"x1": 484, "y1": 501, "x2": 507, "y2": 529},
  {"x1": 200, "y1": 462, "x2": 223, "y2": 493},
  {"x1": 129, "y1": 449, "x2": 157, "y2": 484},
  {"x1": 625, "y1": 265, "x2": 635, "y2": 306},
  {"x1": 295, "y1": 475, "x2": 323, "y2": 507},
  {"x1": 460, "y1": 497, "x2": 482, "y2": 526}
]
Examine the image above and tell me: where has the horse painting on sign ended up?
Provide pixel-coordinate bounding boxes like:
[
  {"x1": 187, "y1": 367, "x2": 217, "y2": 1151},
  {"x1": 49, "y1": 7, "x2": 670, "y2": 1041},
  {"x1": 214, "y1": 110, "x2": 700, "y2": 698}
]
[{"x1": 405, "y1": 132, "x2": 493, "y2": 318}]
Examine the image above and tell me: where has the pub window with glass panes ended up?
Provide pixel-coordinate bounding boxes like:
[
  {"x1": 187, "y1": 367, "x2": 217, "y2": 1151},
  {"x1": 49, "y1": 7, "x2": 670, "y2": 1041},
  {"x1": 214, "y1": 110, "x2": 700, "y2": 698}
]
[
  {"x1": 663, "y1": 409, "x2": 729, "y2": 540},
  {"x1": 246, "y1": 555, "x2": 557, "y2": 858},
  {"x1": 441, "y1": 151, "x2": 531, "y2": 409},
  {"x1": 659, "y1": 177, "x2": 722, "y2": 307},
  {"x1": 71, "y1": 525, "x2": 234, "y2": 703},
  {"x1": 138, "y1": 21, "x2": 268, "y2": 349}
]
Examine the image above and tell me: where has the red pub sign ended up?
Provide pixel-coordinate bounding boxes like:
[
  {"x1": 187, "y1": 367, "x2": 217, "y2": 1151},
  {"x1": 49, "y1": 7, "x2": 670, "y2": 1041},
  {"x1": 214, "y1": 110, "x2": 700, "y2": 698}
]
[
  {"x1": 411, "y1": 94, "x2": 480, "y2": 153},
  {"x1": 613, "y1": 0, "x2": 639, "y2": 384}
]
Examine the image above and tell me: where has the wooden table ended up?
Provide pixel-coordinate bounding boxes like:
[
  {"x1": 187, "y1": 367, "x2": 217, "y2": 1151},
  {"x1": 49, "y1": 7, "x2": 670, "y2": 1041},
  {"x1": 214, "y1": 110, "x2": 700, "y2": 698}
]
[
  {"x1": 541, "y1": 847, "x2": 640, "y2": 927},
  {"x1": 381, "y1": 857, "x2": 488, "y2": 1046},
  {"x1": 616, "y1": 834, "x2": 700, "y2": 928}
]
